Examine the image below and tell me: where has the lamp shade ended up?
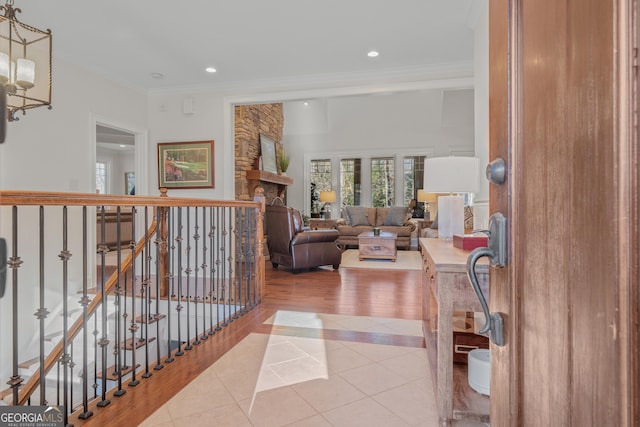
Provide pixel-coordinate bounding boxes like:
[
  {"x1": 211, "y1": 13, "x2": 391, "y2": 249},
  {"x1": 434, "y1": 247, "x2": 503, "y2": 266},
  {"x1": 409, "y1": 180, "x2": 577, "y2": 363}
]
[
  {"x1": 417, "y1": 189, "x2": 438, "y2": 203},
  {"x1": 319, "y1": 190, "x2": 337, "y2": 203},
  {"x1": 423, "y1": 157, "x2": 480, "y2": 194}
]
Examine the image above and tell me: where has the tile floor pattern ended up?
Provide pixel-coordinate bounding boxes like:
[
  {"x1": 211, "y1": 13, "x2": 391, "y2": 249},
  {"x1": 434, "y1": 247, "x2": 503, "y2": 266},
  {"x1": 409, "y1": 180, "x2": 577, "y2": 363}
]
[{"x1": 140, "y1": 312, "x2": 488, "y2": 427}]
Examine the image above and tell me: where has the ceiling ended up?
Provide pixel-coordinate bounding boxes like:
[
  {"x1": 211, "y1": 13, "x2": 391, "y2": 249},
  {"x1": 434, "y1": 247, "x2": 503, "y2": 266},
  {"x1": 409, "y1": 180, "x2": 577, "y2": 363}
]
[
  {"x1": 22, "y1": 0, "x2": 477, "y2": 92},
  {"x1": 96, "y1": 125, "x2": 135, "y2": 149}
]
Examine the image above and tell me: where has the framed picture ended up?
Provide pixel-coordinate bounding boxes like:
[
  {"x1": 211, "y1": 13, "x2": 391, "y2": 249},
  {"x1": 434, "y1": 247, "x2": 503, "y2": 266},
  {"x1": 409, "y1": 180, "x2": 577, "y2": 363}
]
[
  {"x1": 124, "y1": 171, "x2": 135, "y2": 195},
  {"x1": 158, "y1": 140, "x2": 215, "y2": 189},
  {"x1": 260, "y1": 135, "x2": 278, "y2": 174}
]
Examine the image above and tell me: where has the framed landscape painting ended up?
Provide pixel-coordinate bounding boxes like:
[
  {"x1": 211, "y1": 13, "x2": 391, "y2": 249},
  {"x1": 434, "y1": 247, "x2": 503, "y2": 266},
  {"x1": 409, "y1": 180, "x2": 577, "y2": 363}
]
[{"x1": 158, "y1": 140, "x2": 214, "y2": 189}]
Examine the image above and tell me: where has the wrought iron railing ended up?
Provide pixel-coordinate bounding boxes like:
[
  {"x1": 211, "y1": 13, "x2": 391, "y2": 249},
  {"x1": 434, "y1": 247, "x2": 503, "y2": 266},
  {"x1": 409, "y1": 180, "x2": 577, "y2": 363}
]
[{"x1": 0, "y1": 190, "x2": 265, "y2": 424}]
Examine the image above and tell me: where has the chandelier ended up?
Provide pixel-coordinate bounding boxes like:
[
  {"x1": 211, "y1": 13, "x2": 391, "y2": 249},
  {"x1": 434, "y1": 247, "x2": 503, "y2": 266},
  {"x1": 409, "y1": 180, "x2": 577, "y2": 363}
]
[{"x1": 0, "y1": 0, "x2": 51, "y2": 121}]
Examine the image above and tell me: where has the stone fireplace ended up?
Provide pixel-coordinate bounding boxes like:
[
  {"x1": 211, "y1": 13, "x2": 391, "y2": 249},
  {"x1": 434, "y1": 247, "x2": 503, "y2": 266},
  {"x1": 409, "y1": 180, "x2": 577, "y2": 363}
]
[{"x1": 234, "y1": 103, "x2": 292, "y2": 204}]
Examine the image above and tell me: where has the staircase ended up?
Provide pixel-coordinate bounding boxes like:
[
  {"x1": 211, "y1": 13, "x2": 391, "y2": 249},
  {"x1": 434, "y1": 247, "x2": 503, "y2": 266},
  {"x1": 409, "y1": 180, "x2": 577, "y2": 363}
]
[{"x1": 0, "y1": 190, "x2": 265, "y2": 425}]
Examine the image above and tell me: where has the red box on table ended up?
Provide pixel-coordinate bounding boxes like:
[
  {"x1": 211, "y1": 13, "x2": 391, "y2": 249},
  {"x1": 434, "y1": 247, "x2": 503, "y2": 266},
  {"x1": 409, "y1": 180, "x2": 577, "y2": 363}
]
[{"x1": 452, "y1": 234, "x2": 488, "y2": 251}]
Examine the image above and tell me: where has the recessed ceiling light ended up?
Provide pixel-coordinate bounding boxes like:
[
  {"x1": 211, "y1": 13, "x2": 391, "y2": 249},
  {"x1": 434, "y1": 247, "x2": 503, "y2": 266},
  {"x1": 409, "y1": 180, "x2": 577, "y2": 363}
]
[
  {"x1": 367, "y1": 50, "x2": 380, "y2": 58},
  {"x1": 151, "y1": 72, "x2": 164, "y2": 79},
  {"x1": 303, "y1": 101, "x2": 309, "y2": 106},
  {"x1": 205, "y1": 67, "x2": 217, "y2": 73},
  {"x1": 119, "y1": 144, "x2": 126, "y2": 148}
]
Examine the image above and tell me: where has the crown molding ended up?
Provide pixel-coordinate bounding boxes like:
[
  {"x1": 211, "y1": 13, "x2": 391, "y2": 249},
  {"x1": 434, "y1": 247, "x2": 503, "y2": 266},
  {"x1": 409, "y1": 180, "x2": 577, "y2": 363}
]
[{"x1": 148, "y1": 61, "x2": 474, "y2": 96}]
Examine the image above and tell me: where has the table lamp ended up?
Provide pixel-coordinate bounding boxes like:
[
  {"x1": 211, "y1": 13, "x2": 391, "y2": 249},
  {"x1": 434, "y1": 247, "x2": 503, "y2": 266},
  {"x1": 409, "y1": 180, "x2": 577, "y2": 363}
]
[
  {"x1": 417, "y1": 189, "x2": 438, "y2": 220},
  {"x1": 319, "y1": 190, "x2": 337, "y2": 219},
  {"x1": 423, "y1": 157, "x2": 479, "y2": 239}
]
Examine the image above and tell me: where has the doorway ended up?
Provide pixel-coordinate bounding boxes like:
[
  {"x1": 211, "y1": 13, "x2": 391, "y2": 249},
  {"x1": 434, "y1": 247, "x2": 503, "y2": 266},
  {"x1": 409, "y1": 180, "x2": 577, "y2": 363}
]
[
  {"x1": 96, "y1": 124, "x2": 136, "y2": 195},
  {"x1": 92, "y1": 117, "x2": 149, "y2": 197}
]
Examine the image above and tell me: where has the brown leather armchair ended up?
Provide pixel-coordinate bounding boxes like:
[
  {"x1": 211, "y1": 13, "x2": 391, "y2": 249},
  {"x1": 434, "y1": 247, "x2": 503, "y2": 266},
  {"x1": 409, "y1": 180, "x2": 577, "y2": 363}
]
[{"x1": 265, "y1": 204, "x2": 341, "y2": 273}]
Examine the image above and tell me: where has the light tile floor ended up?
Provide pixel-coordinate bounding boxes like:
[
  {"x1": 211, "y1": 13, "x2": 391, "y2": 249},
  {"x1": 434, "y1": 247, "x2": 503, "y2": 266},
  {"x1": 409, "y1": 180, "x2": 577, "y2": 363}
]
[{"x1": 140, "y1": 312, "x2": 489, "y2": 427}]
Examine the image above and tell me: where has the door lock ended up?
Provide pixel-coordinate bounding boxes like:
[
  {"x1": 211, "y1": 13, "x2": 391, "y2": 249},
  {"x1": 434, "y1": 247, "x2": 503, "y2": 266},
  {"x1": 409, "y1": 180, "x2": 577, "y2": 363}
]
[
  {"x1": 486, "y1": 157, "x2": 506, "y2": 185},
  {"x1": 466, "y1": 213, "x2": 507, "y2": 346},
  {"x1": 0, "y1": 238, "x2": 6, "y2": 298}
]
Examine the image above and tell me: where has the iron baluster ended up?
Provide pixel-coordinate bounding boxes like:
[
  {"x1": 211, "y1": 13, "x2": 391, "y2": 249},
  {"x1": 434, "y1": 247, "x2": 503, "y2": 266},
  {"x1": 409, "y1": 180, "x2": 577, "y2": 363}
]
[
  {"x1": 208, "y1": 207, "x2": 215, "y2": 335},
  {"x1": 221, "y1": 208, "x2": 228, "y2": 326},
  {"x1": 78, "y1": 207, "x2": 93, "y2": 420},
  {"x1": 142, "y1": 206, "x2": 152, "y2": 379},
  {"x1": 192, "y1": 207, "x2": 200, "y2": 345},
  {"x1": 154, "y1": 206, "x2": 165, "y2": 371},
  {"x1": 165, "y1": 208, "x2": 175, "y2": 364},
  {"x1": 184, "y1": 207, "x2": 193, "y2": 351},
  {"x1": 113, "y1": 207, "x2": 126, "y2": 396},
  {"x1": 175, "y1": 207, "x2": 184, "y2": 357},
  {"x1": 9, "y1": 205, "x2": 24, "y2": 406},
  {"x1": 215, "y1": 207, "x2": 222, "y2": 332},
  {"x1": 59, "y1": 206, "x2": 72, "y2": 425},
  {"x1": 36, "y1": 206, "x2": 49, "y2": 405},
  {"x1": 96, "y1": 206, "x2": 110, "y2": 408},
  {"x1": 128, "y1": 207, "x2": 140, "y2": 387},
  {"x1": 200, "y1": 206, "x2": 208, "y2": 341}
]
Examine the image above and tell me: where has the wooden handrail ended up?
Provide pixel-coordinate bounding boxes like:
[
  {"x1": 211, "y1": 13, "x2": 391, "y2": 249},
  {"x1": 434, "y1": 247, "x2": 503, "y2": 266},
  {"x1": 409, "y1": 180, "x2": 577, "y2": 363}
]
[
  {"x1": 17, "y1": 221, "x2": 158, "y2": 405},
  {"x1": 0, "y1": 190, "x2": 261, "y2": 210}
]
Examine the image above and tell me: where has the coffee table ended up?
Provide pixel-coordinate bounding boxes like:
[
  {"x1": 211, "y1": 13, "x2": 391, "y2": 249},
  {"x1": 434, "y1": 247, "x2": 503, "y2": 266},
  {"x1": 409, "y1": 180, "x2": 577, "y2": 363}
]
[{"x1": 358, "y1": 231, "x2": 397, "y2": 261}]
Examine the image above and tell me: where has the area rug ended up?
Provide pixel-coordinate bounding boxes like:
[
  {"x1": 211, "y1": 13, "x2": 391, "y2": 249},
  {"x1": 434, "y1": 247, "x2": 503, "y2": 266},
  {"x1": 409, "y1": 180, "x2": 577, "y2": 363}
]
[{"x1": 339, "y1": 249, "x2": 422, "y2": 271}]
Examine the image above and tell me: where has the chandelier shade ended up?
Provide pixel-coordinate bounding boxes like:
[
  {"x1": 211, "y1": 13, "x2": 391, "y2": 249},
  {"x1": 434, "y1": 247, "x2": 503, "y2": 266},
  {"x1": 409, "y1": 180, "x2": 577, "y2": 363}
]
[{"x1": 0, "y1": 0, "x2": 52, "y2": 121}]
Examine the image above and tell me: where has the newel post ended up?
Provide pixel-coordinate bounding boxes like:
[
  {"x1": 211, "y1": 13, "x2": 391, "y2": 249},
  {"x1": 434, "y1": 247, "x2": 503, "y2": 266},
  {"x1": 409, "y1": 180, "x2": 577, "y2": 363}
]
[
  {"x1": 158, "y1": 188, "x2": 169, "y2": 297},
  {"x1": 254, "y1": 186, "x2": 266, "y2": 302}
]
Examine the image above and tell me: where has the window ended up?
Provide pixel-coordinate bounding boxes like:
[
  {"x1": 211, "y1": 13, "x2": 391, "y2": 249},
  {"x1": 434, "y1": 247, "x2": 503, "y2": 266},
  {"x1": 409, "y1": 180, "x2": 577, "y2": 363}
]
[
  {"x1": 371, "y1": 157, "x2": 394, "y2": 207},
  {"x1": 310, "y1": 159, "x2": 332, "y2": 214},
  {"x1": 403, "y1": 156, "x2": 425, "y2": 206},
  {"x1": 96, "y1": 161, "x2": 108, "y2": 194},
  {"x1": 340, "y1": 159, "x2": 361, "y2": 206}
]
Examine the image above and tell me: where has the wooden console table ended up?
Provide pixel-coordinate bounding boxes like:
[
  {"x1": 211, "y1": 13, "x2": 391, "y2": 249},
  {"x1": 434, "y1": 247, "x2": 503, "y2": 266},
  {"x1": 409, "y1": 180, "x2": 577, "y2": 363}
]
[{"x1": 419, "y1": 238, "x2": 490, "y2": 425}]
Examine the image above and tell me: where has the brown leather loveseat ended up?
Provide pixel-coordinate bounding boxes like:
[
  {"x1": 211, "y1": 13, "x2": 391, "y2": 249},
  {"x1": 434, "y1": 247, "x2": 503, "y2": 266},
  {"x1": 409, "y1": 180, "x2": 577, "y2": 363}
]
[{"x1": 265, "y1": 204, "x2": 342, "y2": 273}]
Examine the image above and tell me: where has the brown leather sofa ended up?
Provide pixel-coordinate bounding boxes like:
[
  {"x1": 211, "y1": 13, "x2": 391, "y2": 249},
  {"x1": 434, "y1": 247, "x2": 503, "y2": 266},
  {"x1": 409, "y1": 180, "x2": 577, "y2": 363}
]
[{"x1": 265, "y1": 204, "x2": 342, "y2": 273}]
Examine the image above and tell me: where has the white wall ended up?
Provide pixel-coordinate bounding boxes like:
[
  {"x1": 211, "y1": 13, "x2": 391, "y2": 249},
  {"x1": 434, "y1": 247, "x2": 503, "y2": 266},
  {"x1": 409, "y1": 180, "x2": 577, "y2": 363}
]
[
  {"x1": 282, "y1": 89, "x2": 476, "y2": 211},
  {"x1": 0, "y1": 58, "x2": 147, "y2": 385},
  {"x1": 0, "y1": 60, "x2": 147, "y2": 192},
  {"x1": 147, "y1": 91, "x2": 228, "y2": 200}
]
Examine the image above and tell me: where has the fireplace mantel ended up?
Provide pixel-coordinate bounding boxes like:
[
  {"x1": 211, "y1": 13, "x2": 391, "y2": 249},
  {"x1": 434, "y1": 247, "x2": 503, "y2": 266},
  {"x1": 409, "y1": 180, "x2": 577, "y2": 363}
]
[
  {"x1": 246, "y1": 170, "x2": 293, "y2": 186},
  {"x1": 246, "y1": 169, "x2": 293, "y2": 202}
]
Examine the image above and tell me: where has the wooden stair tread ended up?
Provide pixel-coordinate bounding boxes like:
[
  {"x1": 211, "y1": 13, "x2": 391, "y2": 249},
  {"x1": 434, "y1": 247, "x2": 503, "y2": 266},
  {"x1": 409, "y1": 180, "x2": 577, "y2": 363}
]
[
  {"x1": 97, "y1": 363, "x2": 141, "y2": 381},
  {"x1": 121, "y1": 336, "x2": 156, "y2": 350},
  {"x1": 135, "y1": 313, "x2": 166, "y2": 324},
  {"x1": 0, "y1": 388, "x2": 12, "y2": 399},
  {"x1": 44, "y1": 331, "x2": 63, "y2": 341},
  {"x1": 18, "y1": 356, "x2": 41, "y2": 369}
]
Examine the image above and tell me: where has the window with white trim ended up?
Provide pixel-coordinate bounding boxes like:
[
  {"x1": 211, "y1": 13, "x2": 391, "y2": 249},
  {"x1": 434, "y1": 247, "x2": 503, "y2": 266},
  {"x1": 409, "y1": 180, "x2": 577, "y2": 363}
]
[{"x1": 96, "y1": 161, "x2": 108, "y2": 194}]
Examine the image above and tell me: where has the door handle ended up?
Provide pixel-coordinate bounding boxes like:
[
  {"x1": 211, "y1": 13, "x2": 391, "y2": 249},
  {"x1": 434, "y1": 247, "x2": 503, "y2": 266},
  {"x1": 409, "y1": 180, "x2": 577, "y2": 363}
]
[
  {"x1": 466, "y1": 212, "x2": 507, "y2": 346},
  {"x1": 0, "y1": 238, "x2": 6, "y2": 298}
]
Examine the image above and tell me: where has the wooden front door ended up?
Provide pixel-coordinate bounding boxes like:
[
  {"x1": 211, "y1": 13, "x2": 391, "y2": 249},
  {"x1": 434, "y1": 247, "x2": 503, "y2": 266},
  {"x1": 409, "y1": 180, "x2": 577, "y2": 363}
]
[{"x1": 488, "y1": 0, "x2": 639, "y2": 425}]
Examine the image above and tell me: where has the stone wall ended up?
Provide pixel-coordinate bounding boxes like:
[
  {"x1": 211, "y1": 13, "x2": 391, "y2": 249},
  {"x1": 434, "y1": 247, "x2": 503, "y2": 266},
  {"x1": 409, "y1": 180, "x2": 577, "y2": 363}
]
[{"x1": 235, "y1": 103, "x2": 284, "y2": 202}]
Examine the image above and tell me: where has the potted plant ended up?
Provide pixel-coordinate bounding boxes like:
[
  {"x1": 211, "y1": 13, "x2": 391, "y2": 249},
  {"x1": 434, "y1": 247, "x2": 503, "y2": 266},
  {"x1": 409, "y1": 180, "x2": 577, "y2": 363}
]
[{"x1": 278, "y1": 148, "x2": 290, "y2": 175}]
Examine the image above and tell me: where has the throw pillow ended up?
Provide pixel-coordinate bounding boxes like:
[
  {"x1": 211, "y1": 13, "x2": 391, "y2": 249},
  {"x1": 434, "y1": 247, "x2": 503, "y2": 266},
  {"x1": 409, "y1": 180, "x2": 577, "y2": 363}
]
[
  {"x1": 383, "y1": 206, "x2": 409, "y2": 226},
  {"x1": 346, "y1": 206, "x2": 369, "y2": 226}
]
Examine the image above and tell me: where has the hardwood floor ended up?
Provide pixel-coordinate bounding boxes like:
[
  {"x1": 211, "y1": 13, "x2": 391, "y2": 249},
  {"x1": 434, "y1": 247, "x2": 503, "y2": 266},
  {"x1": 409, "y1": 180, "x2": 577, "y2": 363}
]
[{"x1": 72, "y1": 263, "x2": 423, "y2": 426}]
